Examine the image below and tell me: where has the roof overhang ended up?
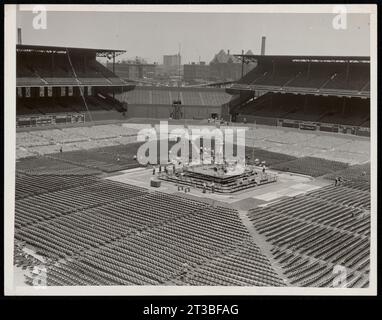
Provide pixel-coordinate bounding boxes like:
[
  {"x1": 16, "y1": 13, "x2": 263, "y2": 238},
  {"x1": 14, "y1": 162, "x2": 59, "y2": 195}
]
[
  {"x1": 234, "y1": 54, "x2": 370, "y2": 64},
  {"x1": 16, "y1": 44, "x2": 126, "y2": 58},
  {"x1": 226, "y1": 84, "x2": 370, "y2": 99}
]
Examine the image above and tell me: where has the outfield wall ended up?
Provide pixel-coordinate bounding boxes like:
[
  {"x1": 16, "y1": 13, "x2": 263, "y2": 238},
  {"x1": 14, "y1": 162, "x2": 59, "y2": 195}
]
[
  {"x1": 236, "y1": 114, "x2": 370, "y2": 137},
  {"x1": 126, "y1": 104, "x2": 222, "y2": 120}
]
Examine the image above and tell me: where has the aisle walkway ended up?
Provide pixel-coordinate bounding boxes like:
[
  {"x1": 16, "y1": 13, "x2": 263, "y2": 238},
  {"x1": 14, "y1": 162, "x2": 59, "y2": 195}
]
[{"x1": 238, "y1": 210, "x2": 291, "y2": 286}]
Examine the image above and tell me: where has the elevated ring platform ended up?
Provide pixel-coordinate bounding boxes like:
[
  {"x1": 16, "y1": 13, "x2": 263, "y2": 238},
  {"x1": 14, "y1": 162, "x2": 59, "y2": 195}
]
[{"x1": 158, "y1": 163, "x2": 277, "y2": 194}]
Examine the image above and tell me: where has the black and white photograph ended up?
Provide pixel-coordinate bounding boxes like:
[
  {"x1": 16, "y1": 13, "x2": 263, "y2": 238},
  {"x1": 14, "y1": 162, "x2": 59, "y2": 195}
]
[{"x1": 4, "y1": 4, "x2": 377, "y2": 296}]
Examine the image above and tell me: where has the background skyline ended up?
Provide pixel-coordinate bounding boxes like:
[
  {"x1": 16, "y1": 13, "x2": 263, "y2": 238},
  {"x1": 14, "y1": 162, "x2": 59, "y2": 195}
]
[{"x1": 16, "y1": 9, "x2": 370, "y2": 64}]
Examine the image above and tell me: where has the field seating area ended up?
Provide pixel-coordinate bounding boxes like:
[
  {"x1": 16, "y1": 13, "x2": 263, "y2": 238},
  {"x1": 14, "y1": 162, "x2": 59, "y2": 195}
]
[
  {"x1": 244, "y1": 146, "x2": 297, "y2": 166},
  {"x1": 272, "y1": 249, "x2": 369, "y2": 288},
  {"x1": 248, "y1": 167, "x2": 371, "y2": 287},
  {"x1": 16, "y1": 174, "x2": 100, "y2": 199},
  {"x1": 21, "y1": 129, "x2": 86, "y2": 145},
  {"x1": 16, "y1": 156, "x2": 102, "y2": 176},
  {"x1": 14, "y1": 127, "x2": 371, "y2": 287},
  {"x1": 16, "y1": 121, "x2": 370, "y2": 166},
  {"x1": 323, "y1": 163, "x2": 370, "y2": 182},
  {"x1": 181, "y1": 240, "x2": 285, "y2": 286},
  {"x1": 16, "y1": 124, "x2": 140, "y2": 159},
  {"x1": 14, "y1": 152, "x2": 284, "y2": 286},
  {"x1": 18, "y1": 137, "x2": 177, "y2": 173},
  {"x1": 14, "y1": 166, "x2": 284, "y2": 286},
  {"x1": 243, "y1": 125, "x2": 369, "y2": 152},
  {"x1": 47, "y1": 143, "x2": 144, "y2": 173},
  {"x1": 15, "y1": 179, "x2": 147, "y2": 229},
  {"x1": 306, "y1": 185, "x2": 370, "y2": 211},
  {"x1": 322, "y1": 163, "x2": 370, "y2": 192},
  {"x1": 42, "y1": 205, "x2": 246, "y2": 285},
  {"x1": 270, "y1": 156, "x2": 349, "y2": 177},
  {"x1": 18, "y1": 137, "x2": 301, "y2": 178},
  {"x1": 215, "y1": 140, "x2": 297, "y2": 167},
  {"x1": 56, "y1": 124, "x2": 132, "y2": 140},
  {"x1": 17, "y1": 132, "x2": 54, "y2": 147}
]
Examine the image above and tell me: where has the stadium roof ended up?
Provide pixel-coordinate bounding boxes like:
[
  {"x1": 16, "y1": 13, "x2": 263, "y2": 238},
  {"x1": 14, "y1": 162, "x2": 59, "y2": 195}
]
[
  {"x1": 16, "y1": 44, "x2": 126, "y2": 58},
  {"x1": 234, "y1": 54, "x2": 370, "y2": 64}
]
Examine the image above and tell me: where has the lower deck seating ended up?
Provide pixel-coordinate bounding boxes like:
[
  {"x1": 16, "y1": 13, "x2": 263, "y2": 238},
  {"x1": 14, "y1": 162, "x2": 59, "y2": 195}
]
[
  {"x1": 17, "y1": 96, "x2": 119, "y2": 116},
  {"x1": 236, "y1": 94, "x2": 370, "y2": 128}
]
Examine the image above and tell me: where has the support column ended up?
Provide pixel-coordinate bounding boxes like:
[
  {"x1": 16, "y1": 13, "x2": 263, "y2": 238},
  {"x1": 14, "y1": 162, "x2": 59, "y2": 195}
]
[
  {"x1": 51, "y1": 53, "x2": 54, "y2": 77},
  {"x1": 112, "y1": 52, "x2": 115, "y2": 99},
  {"x1": 241, "y1": 50, "x2": 244, "y2": 78},
  {"x1": 345, "y1": 60, "x2": 350, "y2": 86},
  {"x1": 304, "y1": 95, "x2": 308, "y2": 114}
]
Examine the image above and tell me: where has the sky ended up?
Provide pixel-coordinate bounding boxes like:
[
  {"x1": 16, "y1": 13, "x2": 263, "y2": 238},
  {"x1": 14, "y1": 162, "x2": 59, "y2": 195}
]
[{"x1": 16, "y1": 8, "x2": 370, "y2": 64}]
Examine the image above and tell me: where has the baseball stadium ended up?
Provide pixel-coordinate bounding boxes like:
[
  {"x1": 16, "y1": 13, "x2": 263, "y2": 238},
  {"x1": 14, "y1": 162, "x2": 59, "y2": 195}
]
[{"x1": 14, "y1": 42, "x2": 371, "y2": 289}]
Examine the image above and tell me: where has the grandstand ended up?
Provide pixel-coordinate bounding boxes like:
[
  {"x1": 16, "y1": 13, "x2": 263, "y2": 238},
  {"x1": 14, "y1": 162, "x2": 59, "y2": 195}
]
[
  {"x1": 17, "y1": 45, "x2": 129, "y2": 86},
  {"x1": 16, "y1": 43, "x2": 231, "y2": 125},
  {"x1": 226, "y1": 55, "x2": 370, "y2": 136},
  {"x1": 16, "y1": 44, "x2": 135, "y2": 127}
]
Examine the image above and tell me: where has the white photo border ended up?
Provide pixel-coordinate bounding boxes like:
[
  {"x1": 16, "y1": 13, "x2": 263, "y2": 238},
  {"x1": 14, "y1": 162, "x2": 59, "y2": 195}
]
[{"x1": 4, "y1": 4, "x2": 378, "y2": 296}]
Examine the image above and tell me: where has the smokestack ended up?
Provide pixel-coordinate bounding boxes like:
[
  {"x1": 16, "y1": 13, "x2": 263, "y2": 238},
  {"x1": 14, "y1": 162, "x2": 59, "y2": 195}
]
[
  {"x1": 17, "y1": 27, "x2": 22, "y2": 45},
  {"x1": 261, "y1": 36, "x2": 266, "y2": 55}
]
